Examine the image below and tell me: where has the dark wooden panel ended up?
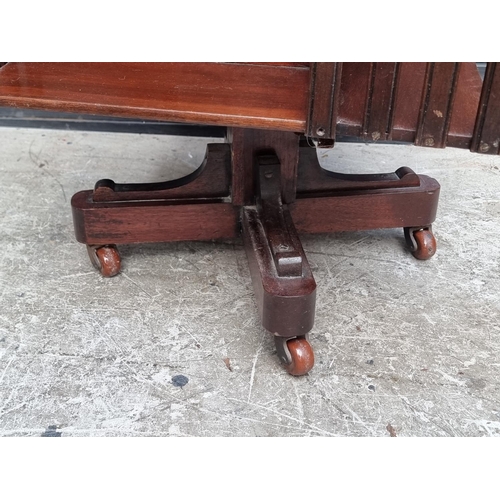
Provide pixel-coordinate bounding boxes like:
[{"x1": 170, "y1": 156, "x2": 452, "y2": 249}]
[
  {"x1": 471, "y1": 62, "x2": 500, "y2": 154},
  {"x1": 415, "y1": 63, "x2": 461, "y2": 148},
  {"x1": 0, "y1": 63, "x2": 310, "y2": 132}
]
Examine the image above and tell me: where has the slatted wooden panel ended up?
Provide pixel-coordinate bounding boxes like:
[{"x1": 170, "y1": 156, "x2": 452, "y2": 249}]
[
  {"x1": 336, "y1": 62, "x2": 486, "y2": 151},
  {"x1": 415, "y1": 63, "x2": 461, "y2": 148},
  {"x1": 471, "y1": 62, "x2": 500, "y2": 155},
  {"x1": 306, "y1": 63, "x2": 342, "y2": 140},
  {"x1": 362, "y1": 63, "x2": 400, "y2": 142},
  {"x1": 337, "y1": 63, "x2": 370, "y2": 137},
  {"x1": 391, "y1": 63, "x2": 428, "y2": 143}
]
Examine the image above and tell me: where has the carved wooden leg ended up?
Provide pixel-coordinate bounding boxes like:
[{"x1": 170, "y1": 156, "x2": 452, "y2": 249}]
[{"x1": 242, "y1": 154, "x2": 316, "y2": 375}]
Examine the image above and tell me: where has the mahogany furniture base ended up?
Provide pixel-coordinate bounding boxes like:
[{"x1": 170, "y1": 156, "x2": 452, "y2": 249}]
[
  {"x1": 71, "y1": 129, "x2": 440, "y2": 375},
  {"x1": 241, "y1": 154, "x2": 317, "y2": 376}
]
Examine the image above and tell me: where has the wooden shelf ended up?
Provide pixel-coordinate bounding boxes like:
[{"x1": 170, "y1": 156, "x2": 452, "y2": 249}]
[{"x1": 0, "y1": 62, "x2": 311, "y2": 132}]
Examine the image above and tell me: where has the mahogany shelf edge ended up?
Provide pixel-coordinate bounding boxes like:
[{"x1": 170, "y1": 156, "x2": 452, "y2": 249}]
[
  {"x1": 0, "y1": 62, "x2": 310, "y2": 133},
  {"x1": 0, "y1": 95, "x2": 307, "y2": 133}
]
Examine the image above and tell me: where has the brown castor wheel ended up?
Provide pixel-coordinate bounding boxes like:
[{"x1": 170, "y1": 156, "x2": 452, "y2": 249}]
[
  {"x1": 87, "y1": 245, "x2": 121, "y2": 277},
  {"x1": 275, "y1": 337, "x2": 314, "y2": 376},
  {"x1": 404, "y1": 227, "x2": 437, "y2": 260},
  {"x1": 286, "y1": 338, "x2": 314, "y2": 376}
]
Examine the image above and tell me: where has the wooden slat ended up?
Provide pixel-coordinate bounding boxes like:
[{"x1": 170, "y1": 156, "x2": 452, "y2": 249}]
[
  {"x1": 471, "y1": 62, "x2": 500, "y2": 154},
  {"x1": 391, "y1": 63, "x2": 427, "y2": 142},
  {"x1": 446, "y1": 62, "x2": 483, "y2": 149},
  {"x1": 337, "y1": 63, "x2": 372, "y2": 137},
  {"x1": 363, "y1": 62, "x2": 399, "y2": 141},
  {"x1": 0, "y1": 62, "x2": 310, "y2": 132},
  {"x1": 306, "y1": 62, "x2": 342, "y2": 140},
  {"x1": 415, "y1": 63, "x2": 461, "y2": 148}
]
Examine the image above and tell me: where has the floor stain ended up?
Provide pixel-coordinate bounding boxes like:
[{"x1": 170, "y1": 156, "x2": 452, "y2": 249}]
[
  {"x1": 171, "y1": 375, "x2": 189, "y2": 388},
  {"x1": 41, "y1": 425, "x2": 62, "y2": 437}
]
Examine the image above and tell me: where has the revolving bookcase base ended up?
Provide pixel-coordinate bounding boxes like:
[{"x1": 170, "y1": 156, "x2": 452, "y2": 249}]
[{"x1": 71, "y1": 129, "x2": 440, "y2": 375}]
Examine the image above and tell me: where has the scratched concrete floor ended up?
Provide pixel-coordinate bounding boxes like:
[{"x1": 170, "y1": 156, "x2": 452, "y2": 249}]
[{"x1": 0, "y1": 127, "x2": 499, "y2": 437}]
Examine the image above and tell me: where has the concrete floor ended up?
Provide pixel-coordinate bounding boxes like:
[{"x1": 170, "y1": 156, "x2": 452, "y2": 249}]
[{"x1": 0, "y1": 127, "x2": 499, "y2": 437}]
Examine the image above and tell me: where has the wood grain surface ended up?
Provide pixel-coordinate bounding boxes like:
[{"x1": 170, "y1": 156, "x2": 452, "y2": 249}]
[
  {"x1": 0, "y1": 62, "x2": 486, "y2": 150},
  {"x1": 0, "y1": 62, "x2": 310, "y2": 132}
]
